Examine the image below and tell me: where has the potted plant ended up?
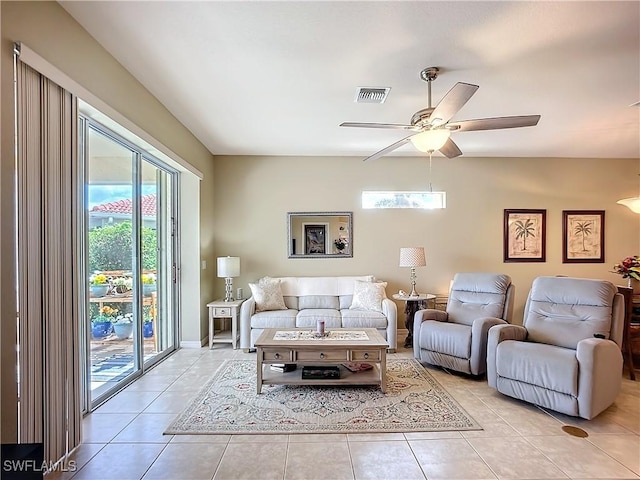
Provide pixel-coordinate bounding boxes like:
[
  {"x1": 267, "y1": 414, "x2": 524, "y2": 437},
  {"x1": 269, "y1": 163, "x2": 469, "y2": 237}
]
[
  {"x1": 612, "y1": 255, "x2": 640, "y2": 293},
  {"x1": 334, "y1": 237, "x2": 348, "y2": 253},
  {"x1": 112, "y1": 312, "x2": 133, "y2": 340},
  {"x1": 142, "y1": 273, "x2": 156, "y2": 297},
  {"x1": 91, "y1": 305, "x2": 118, "y2": 339},
  {"x1": 112, "y1": 276, "x2": 132, "y2": 294},
  {"x1": 89, "y1": 273, "x2": 109, "y2": 297},
  {"x1": 143, "y1": 305, "x2": 154, "y2": 338}
]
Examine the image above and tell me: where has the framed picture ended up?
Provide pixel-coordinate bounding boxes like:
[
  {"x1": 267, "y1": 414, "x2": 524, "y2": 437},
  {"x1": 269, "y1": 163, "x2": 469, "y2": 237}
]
[
  {"x1": 304, "y1": 224, "x2": 326, "y2": 254},
  {"x1": 503, "y1": 209, "x2": 546, "y2": 262},
  {"x1": 562, "y1": 210, "x2": 605, "y2": 263}
]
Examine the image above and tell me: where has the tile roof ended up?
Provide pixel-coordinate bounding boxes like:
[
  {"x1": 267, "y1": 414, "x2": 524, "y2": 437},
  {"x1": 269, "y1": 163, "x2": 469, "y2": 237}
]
[{"x1": 90, "y1": 193, "x2": 156, "y2": 217}]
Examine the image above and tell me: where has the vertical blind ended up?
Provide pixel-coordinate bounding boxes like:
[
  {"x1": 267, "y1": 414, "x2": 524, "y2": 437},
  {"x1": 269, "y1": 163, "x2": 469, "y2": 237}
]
[{"x1": 15, "y1": 58, "x2": 81, "y2": 464}]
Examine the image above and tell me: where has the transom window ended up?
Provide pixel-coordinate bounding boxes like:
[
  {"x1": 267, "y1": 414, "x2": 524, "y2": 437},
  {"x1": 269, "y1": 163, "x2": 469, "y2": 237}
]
[{"x1": 362, "y1": 191, "x2": 446, "y2": 209}]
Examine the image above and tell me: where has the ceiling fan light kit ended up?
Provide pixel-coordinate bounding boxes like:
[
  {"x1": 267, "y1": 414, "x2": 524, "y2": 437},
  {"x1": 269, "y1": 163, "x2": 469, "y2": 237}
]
[
  {"x1": 617, "y1": 172, "x2": 640, "y2": 214},
  {"x1": 340, "y1": 66, "x2": 541, "y2": 161},
  {"x1": 410, "y1": 129, "x2": 451, "y2": 153},
  {"x1": 617, "y1": 197, "x2": 640, "y2": 214}
]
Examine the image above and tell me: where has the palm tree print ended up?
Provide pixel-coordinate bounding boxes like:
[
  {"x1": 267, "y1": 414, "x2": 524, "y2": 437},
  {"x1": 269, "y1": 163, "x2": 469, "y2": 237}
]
[
  {"x1": 514, "y1": 219, "x2": 536, "y2": 251},
  {"x1": 573, "y1": 221, "x2": 592, "y2": 251}
]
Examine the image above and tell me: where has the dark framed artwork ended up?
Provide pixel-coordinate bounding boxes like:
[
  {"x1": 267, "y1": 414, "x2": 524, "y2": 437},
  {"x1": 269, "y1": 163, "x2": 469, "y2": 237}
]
[
  {"x1": 304, "y1": 225, "x2": 326, "y2": 255},
  {"x1": 503, "y1": 209, "x2": 546, "y2": 262},
  {"x1": 562, "y1": 210, "x2": 605, "y2": 263}
]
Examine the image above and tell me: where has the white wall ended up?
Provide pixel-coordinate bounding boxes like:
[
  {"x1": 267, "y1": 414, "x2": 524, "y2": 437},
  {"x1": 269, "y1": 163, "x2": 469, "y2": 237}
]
[{"x1": 213, "y1": 154, "x2": 640, "y2": 325}]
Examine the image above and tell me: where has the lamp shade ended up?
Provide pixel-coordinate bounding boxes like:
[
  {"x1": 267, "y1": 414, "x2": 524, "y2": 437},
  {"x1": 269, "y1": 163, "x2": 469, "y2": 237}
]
[
  {"x1": 399, "y1": 247, "x2": 426, "y2": 267},
  {"x1": 217, "y1": 256, "x2": 240, "y2": 278},
  {"x1": 410, "y1": 129, "x2": 450, "y2": 153},
  {"x1": 617, "y1": 197, "x2": 640, "y2": 214}
]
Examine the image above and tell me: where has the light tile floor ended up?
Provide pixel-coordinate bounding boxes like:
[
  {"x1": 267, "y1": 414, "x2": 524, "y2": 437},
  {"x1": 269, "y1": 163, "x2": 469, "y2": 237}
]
[{"x1": 48, "y1": 341, "x2": 640, "y2": 480}]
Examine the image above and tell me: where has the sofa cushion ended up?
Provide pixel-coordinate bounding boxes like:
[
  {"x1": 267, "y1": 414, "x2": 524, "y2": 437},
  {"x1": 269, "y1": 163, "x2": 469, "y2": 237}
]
[
  {"x1": 296, "y1": 309, "x2": 342, "y2": 328},
  {"x1": 341, "y1": 309, "x2": 388, "y2": 328},
  {"x1": 299, "y1": 295, "x2": 340, "y2": 310},
  {"x1": 249, "y1": 277, "x2": 287, "y2": 312},
  {"x1": 283, "y1": 296, "x2": 298, "y2": 310},
  {"x1": 349, "y1": 280, "x2": 386, "y2": 312},
  {"x1": 250, "y1": 309, "x2": 297, "y2": 328},
  {"x1": 496, "y1": 340, "x2": 578, "y2": 396},
  {"x1": 339, "y1": 295, "x2": 353, "y2": 310},
  {"x1": 524, "y1": 277, "x2": 616, "y2": 349}
]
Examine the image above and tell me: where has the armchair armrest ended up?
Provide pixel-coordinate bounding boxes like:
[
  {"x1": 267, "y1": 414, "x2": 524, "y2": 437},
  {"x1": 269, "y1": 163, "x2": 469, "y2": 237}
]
[
  {"x1": 576, "y1": 338, "x2": 623, "y2": 419},
  {"x1": 381, "y1": 298, "x2": 398, "y2": 352},
  {"x1": 239, "y1": 297, "x2": 256, "y2": 350},
  {"x1": 414, "y1": 308, "x2": 448, "y2": 323},
  {"x1": 413, "y1": 309, "x2": 448, "y2": 358},
  {"x1": 469, "y1": 317, "x2": 507, "y2": 375},
  {"x1": 487, "y1": 324, "x2": 527, "y2": 387}
]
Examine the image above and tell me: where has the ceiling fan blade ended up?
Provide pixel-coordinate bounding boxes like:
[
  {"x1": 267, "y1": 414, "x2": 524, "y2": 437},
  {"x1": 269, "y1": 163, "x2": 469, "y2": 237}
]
[
  {"x1": 438, "y1": 138, "x2": 462, "y2": 159},
  {"x1": 428, "y1": 82, "x2": 479, "y2": 126},
  {"x1": 340, "y1": 122, "x2": 416, "y2": 130},
  {"x1": 449, "y1": 115, "x2": 541, "y2": 132},
  {"x1": 363, "y1": 134, "x2": 416, "y2": 162}
]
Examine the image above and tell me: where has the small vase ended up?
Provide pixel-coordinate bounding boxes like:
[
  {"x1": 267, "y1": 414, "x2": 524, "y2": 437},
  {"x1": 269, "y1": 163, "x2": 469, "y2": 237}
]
[
  {"x1": 143, "y1": 321, "x2": 154, "y2": 338},
  {"x1": 143, "y1": 284, "x2": 157, "y2": 297},
  {"x1": 91, "y1": 321, "x2": 112, "y2": 339},
  {"x1": 90, "y1": 284, "x2": 109, "y2": 298},
  {"x1": 627, "y1": 277, "x2": 640, "y2": 295},
  {"x1": 113, "y1": 322, "x2": 133, "y2": 340}
]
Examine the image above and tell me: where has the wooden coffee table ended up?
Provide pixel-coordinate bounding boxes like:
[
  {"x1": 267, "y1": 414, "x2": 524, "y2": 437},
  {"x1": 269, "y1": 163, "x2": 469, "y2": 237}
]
[{"x1": 254, "y1": 328, "x2": 387, "y2": 394}]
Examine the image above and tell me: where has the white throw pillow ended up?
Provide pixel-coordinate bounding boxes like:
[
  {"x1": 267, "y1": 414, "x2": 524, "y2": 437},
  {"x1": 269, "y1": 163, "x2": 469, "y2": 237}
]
[
  {"x1": 349, "y1": 280, "x2": 386, "y2": 312},
  {"x1": 249, "y1": 277, "x2": 287, "y2": 312}
]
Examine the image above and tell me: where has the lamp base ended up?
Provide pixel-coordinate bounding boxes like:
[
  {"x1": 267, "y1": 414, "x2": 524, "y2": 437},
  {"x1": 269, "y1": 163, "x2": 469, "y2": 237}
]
[
  {"x1": 224, "y1": 277, "x2": 235, "y2": 302},
  {"x1": 408, "y1": 267, "x2": 419, "y2": 297}
]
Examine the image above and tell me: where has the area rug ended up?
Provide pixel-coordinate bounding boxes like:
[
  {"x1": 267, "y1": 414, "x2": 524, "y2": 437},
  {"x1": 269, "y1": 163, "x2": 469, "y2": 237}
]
[
  {"x1": 164, "y1": 359, "x2": 481, "y2": 435},
  {"x1": 91, "y1": 354, "x2": 135, "y2": 383}
]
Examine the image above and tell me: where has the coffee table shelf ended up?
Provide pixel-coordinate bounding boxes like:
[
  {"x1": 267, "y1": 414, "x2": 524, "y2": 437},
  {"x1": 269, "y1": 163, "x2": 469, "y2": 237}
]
[{"x1": 260, "y1": 363, "x2": 382, "y2": 388}]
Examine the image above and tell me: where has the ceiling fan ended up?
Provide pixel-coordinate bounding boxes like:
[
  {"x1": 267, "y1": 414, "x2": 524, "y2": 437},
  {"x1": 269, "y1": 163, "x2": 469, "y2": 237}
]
[{"x1": 340, "y1": 67, "x2": 541, "y2": 161}]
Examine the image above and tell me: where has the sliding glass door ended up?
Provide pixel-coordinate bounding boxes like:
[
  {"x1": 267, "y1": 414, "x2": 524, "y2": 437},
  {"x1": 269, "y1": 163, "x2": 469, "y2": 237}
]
[{"x1": 82, "y1": 116, "x2": 177, "y2": 408}]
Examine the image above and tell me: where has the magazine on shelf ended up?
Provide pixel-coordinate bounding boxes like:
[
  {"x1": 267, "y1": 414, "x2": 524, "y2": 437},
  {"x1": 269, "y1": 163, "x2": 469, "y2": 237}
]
[
  {"x1": 301, "y1": 366, "x2": 340, "y2": 379},
  {"x1": 342, "y1": 362, "x2": 374, "y2": 372},
  {"x1": 270, "y1": 363, "x2": 297, "y2": 372}
]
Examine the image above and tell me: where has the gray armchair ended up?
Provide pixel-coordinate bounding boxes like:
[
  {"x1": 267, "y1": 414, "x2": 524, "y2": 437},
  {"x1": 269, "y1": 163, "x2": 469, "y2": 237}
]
[
  {"x1": 487, "y1": 276, "x2": 624, "y2": 420},
  {"x1": 413, "y1": 273, "x2": 514, "y2": 375}
]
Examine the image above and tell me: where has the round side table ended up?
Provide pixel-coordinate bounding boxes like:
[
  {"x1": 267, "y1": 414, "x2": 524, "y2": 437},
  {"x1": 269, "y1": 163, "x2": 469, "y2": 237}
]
[{"x1": 392, "y1": 293, "x2": 436, "y2": 348}]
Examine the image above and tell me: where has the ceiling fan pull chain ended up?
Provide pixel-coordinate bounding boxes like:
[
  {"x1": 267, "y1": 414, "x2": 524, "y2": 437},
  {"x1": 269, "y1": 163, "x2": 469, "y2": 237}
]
[{"x1": 428, "y1": 152, "x2": 433, "y2": 192}]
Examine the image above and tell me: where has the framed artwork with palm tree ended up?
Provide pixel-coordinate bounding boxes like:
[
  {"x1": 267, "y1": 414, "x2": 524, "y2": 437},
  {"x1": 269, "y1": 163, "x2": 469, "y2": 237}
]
[
  {"x1": 562, "y1": 210, "x2": 605, "y2": 263},
  {"x1": 503, "y1": 209, "x2": 546, "y2": 262}
]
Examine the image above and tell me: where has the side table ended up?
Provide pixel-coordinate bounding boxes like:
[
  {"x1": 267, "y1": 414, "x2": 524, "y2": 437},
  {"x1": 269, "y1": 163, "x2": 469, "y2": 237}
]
[
  {"x1": 207, "y1": 298, "x2": 245, "y2": 349},
  {"x1": 392, "y1": 293, "x2": 436, "y2": 348}
]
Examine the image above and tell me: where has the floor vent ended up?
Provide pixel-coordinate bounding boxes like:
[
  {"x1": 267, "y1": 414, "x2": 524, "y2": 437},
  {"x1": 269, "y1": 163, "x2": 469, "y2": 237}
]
[
  {"x1": 355, "y1": 87, "x2": 391, "y2": 104},
  {"x1": 561, "y1": 425, "x2": 588, "y2": 437}
]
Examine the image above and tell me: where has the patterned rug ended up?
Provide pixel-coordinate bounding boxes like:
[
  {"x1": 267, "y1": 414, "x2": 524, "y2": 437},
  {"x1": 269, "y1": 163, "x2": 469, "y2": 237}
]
[
  {"x1": 164, "y1": 359, "x2": 481, "y2": 435},
  {"x1": 91, "y1": 354, "x2": 135, "y2": 383}
]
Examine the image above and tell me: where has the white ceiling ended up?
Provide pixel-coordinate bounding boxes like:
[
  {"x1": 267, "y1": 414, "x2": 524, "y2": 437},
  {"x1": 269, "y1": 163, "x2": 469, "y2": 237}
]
[{"x1": 60, "y1": 1, "x2": 640, "y2": 159}]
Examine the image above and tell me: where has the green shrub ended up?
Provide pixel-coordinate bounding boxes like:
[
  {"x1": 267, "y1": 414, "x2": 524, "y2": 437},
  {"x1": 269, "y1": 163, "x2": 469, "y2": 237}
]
[{"x1": 88, "y1": 221, "x2": 157, "y2": 272}]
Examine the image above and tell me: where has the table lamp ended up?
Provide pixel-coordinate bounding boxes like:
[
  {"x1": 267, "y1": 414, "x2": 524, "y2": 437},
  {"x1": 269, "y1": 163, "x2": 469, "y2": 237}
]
[
  {"x1": 217, "y1": 256, "x2": 240, "y2": 302},
  {"x1": 399, "y1": 247, "x2": 426, "y2": 297}
]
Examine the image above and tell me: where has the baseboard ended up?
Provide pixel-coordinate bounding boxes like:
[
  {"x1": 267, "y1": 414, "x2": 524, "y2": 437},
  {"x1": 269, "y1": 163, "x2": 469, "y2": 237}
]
[{"x1": 180, "y1": 339, "x2": 206, "y2": 349}]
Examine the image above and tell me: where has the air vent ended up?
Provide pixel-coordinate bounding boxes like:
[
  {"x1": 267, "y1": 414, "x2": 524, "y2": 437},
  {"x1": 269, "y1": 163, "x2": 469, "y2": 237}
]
[{"x1": 354, "y1": 87, "x2": 391, "y2": 104}]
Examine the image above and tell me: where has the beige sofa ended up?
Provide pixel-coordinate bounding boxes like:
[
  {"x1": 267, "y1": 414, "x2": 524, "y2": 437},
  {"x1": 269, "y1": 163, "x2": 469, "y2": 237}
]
[{"x1": 240, "y1": 275, "x2": 397, "y2": 352}]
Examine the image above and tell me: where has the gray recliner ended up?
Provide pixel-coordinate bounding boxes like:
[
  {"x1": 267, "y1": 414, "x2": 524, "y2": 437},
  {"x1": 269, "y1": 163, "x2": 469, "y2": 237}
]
[
  {"x1": 487, "y1": 276, "x2": 624, "y2": 420},
  {"x1": 413, "y1": 273, "x2": 514, "y2": 375}
]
